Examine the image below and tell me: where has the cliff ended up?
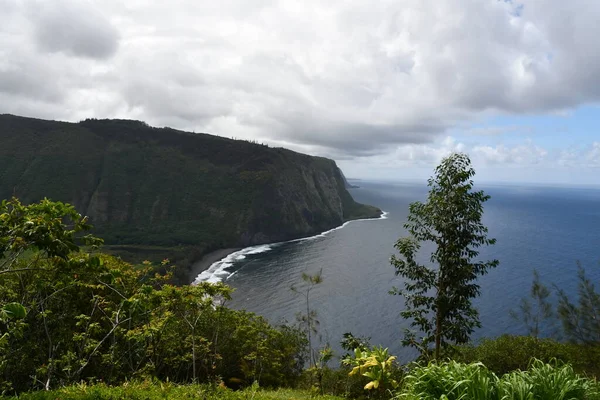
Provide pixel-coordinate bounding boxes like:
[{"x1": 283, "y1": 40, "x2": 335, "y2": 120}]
[{"x1": 0, "y1": 114, "x2": 381, "y2": 252}]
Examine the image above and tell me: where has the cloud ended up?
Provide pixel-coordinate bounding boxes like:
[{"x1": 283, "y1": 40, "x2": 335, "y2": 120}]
[
  {"x1": 472, "y1": 141, "x2": 548, "y2": 165},
  {"x1": 28, "y1": 0, "x2": 119, "y2": 60},
  {"x1": 463, "y1": 125, "x2": 534, "y2": 136},
  {"x1": 0, "y1": 0, "x2": 599, "y2": 159}
]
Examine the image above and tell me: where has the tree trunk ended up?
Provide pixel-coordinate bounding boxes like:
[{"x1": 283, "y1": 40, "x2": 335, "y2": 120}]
[{"x1": 435, "y1": 306, "x2": 441, "y2": 359}]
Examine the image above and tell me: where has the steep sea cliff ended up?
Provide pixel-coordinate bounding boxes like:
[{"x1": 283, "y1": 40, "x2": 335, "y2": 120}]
[{"x1": 0, "y1": 115, "x2": 381, "y2": 260}]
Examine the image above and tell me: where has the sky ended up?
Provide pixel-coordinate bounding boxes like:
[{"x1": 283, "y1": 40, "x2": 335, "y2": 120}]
[{"x1": 1, "y1": 0, "x2": 600, "y2": 185}]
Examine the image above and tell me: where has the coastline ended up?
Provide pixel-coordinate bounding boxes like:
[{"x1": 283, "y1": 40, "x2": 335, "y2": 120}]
[
  {"x1": 188, "y1": 248, "x2": 240, "y2": 282},
  {"x1": 192, "y1": 210, "x2": 389, "y2": 284}
]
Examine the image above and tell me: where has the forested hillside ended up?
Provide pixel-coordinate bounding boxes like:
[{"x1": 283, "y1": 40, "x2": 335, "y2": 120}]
[{"x1": 0, "y1": 114, "x2": 380, "y2": 258}]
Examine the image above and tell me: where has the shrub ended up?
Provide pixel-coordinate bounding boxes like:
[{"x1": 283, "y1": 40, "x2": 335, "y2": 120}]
[
  {"x1": 455, "y1": 335, "x2": 600, "y2": 377},
  {"x1": 497, "y1": 359, "x2": 599, "y2": 400},
  {"x1": 398, "y1": 360, "x2": 497, "y2": 400},
  {"x1": 397, "y1": 359, "x2": 600, "y2": 400}
]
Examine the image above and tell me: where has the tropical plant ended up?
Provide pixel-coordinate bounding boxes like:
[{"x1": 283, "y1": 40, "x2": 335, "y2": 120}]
[
  {"x1": 498, "y1": 359, "x2": 596, "y2": 400},
  {"x1": 390, "y1": 152, "x2": 498, "y2": 359},
  {"x1": 342, "y1": 346, "x2": 399, "y2": 393},
  {"x1": 398, "y1": 359, "x2": 600, "y2": 400},
  {"x1": 399, "y1": 360, "x2": 497, "y2": 400}
]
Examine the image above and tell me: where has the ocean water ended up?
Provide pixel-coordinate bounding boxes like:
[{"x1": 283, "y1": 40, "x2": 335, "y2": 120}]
[{"x1": 197, "y1": 181, "x2": 600, "y2": 361}]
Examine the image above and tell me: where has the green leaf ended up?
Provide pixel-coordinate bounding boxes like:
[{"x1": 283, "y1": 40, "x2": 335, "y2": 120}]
[{"x1": 2, "y1": 302, "x2": 27, "y2": 319}]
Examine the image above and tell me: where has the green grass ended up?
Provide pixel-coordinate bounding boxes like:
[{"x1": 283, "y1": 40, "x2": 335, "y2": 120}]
[
  {"x1": 5, "y1": 360, "x2": 600, "y2": 399},
  {"x1": 4, "y1": 382, "x2": 344, "y2": 400},
  {"x1": 397, "y1": 359, "x2": 600, "y2": 400}
]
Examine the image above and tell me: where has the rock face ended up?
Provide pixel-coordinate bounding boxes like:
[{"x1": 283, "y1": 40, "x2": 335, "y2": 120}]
[{"x1": 0, "y1": 114, "x2": 381, "y2": 249}]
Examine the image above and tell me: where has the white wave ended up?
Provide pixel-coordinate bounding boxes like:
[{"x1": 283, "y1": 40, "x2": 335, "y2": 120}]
[
  {"x1": 194, "y1": 211, "x2": 389, "y2": 284},
  {"x1": 193, "y1": 244, "x2": 273, "y2": 284}
]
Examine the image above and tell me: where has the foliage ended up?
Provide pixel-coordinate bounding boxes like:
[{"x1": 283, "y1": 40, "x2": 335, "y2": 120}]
[
  {"x1": 0, "y1": 198, "x2": 307, "y2": 394},
  {"x1": 292, "y1": 270, "x2": 333, "y2": 395},
  {"x1": 0, "y1": 303, "x2": 26, "y2": 321},
  {"x1": 341, "y1": 332, "x2": 371, "y2": 354},
  {"x1": 397, "y1": 359, "x2": 600, "y2": 400},
  {"x1": 340, "y1": 333, "x2": 403, "y2": 398},
  {"x1": 399, "y1": 360, "x2": 497, "y2": 400},
  {"x1": 455, "y1": 335, "x2": 600, "y2": 378},
  {"x1": 390, "y1": 152, "x2": 498, "y2": 359},
  {"x1": 497, "y1": 359, "x2": 597, "y2": 400},
  {"x1": 511, "y1": 264, "x2": 600, "y2": 365},
  {"x1": 0, "y1": 381, "x2": 344, "y2": 400},
  {"x1": 556, "y1": 264, "x2": 600, "y2": 344},
  {"x1": 342, "y1": 346, "x2": 399, "y2": 392},
  {"x1": 0, "y1": 114, "x2": 380, "y2": 283},
  {"x1": 307, "y1": 346, "x2": 335, "y2": 396},
  {"x1": 291, "y1": 270, "x2": 324, "y2": 368},
  {"x1": 510, "y1": 269, "x2": 555, "y2": 338}
]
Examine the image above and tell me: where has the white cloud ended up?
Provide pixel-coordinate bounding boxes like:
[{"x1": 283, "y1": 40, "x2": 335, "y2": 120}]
[
  {"x1": 472, "y1": 141, "x2": 548, "y2": 165},
  {"x1": 0, "y1": 0, "x2": 600, "y2": 163}
]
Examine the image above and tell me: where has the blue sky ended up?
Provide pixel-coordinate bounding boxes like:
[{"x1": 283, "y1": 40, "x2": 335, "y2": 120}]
[
  {"x1": 1, "y1": 0, "x2": 600, "y2": 185},
  {"x1": 341, "y1": 117, "x2": 600, "y2": 186},
  {"x1": 340, "y1": 105, "x2": 600, "y2": 185}
]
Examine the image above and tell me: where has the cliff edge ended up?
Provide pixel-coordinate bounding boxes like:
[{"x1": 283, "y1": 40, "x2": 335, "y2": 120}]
[{"x1": 0, "y1": 114, "x2": 381, "y2": 253}]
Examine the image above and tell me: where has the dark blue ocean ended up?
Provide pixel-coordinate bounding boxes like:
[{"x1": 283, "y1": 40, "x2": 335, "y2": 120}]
[{"x1": 205, "y1": 181, "x2": 600, "y2": 361}]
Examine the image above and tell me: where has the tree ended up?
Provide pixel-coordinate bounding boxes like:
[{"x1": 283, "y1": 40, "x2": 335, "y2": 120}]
[
  {"x1": 390, "y1": 152, "x2": 498, "y2": 359},
  {"x1": 291, "y1": 269, "x2": 323, "y2": 368},
  {"x1": 556, "y1": 264, "x2": 600, "y2": 344},
  {"x1": 0, "y1": 198, "x2": 308, "y2": 393},
  {"x1": 510, "y1": 269, "x2": 555, "y2": 339}
]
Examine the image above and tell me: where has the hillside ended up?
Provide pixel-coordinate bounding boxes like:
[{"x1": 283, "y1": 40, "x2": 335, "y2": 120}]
[{"x1": 0, "y1": 114, "x2": 380, "y2": 263}]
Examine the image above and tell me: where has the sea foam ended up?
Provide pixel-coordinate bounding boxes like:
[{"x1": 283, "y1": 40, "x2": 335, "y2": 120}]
[{"x1": 194, "y1": 211, "x2": 389, "y2": 284}]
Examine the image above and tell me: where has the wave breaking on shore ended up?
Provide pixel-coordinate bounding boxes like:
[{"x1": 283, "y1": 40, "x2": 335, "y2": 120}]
[{"x1": 193, "y1": 211, "x2": 389, "y2": 284}]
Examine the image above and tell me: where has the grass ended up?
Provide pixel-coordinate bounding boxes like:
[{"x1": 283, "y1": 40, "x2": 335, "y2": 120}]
[
  {"x1": 397, "y1": 359, "x2": 600, "y2": 400},
  {"x1": 6, "y1": 360, "x2": 600, "y2": 399},
  {"x1": 4, "y1": 382, "x2": 344, "y2": 400}
]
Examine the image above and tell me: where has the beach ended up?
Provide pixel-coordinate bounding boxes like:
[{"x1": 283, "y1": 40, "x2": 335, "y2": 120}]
[{"x1": 188, "y1": 248, "x2": 240, "y2": 283}]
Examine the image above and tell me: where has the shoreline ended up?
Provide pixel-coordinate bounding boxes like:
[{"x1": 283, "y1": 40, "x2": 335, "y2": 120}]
[
  {"x1": 191, "y1": 210, "x2": 389, "y2": 284},
  {"x1": 188, "y1": 248, "x2": 240, "y2": 282}
]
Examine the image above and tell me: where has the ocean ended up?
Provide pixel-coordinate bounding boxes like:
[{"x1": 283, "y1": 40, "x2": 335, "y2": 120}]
[{"x1": 195, "y1": 180, "x2": 600, "y2": 361}]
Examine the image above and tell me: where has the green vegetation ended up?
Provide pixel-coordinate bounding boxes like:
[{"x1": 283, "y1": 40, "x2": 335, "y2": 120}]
[
  {"x1": 456, "y1": 335, "x2": 600, "y2": 377},
  {"x1": 1, "y1": 151, "x2": 598, "y2": 399},
  {"x1": 399, "y1": 359, "x2": 600, "y2": 400},
  {"x1": 0, "y1": 199, "x2": 306, "y2": 394},
  {"x1": 390, "y1": 153, "x2": 498, "y2": 359},
  {"x1": 2, "y1": 382, "x2": 343, "y2": 400},
  {"x1": 0, "y1": 114, "x2": 380, "y2": 283}
]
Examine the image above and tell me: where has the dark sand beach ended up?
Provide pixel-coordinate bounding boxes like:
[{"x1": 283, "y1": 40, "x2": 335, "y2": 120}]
[{"x1": 188, "y1": 248, "x2": 240, "y2": 283}]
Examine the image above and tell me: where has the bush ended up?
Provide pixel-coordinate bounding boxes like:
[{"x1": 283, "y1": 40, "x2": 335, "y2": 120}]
[
  {"x1": 455, "y1": 335, "x2": 600, "y2": 378},
  {"x1": 397, "y1": 359, "x2": 600, "y2": 400},
  {"x1": 297, "y1": 366, "x2": 389, "y2": 400},
  {"x1": 497, "y1": 359, "x2": 598, "y2": 400},
  {"x1": 400, "y1": 360, "x2": 497, "y2": 400},
  {"x1": 0, "y1": 199, "x2": 307, "y2": 394}
]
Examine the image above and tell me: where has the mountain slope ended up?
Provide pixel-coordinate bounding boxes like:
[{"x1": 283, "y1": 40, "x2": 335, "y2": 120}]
[{"x1": 0, "y1": 114, "x2": 381, "y2": 253}]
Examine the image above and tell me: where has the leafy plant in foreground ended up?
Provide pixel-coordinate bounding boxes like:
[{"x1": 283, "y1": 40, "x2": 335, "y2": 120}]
[
  {"x1": 342, "y1": 346, "x2": 398, "y2": 392},
  {"x1": 398, "y1": 359, "x2": 600, "y2": 400},
  {"x1": 399, "y1": 360, "x2": 497, "y2": 400}
]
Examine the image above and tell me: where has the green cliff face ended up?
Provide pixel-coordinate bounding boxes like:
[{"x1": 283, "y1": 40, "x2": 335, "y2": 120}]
[{"x1": 0, "y1": 114, "x2": 381, "y2": 251}]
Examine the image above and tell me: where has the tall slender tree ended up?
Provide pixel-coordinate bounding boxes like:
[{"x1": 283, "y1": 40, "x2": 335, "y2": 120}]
[
  {"x1": 391, "y1": 152, "x2": 498, "y2": 359},
  {"x1": 291, "y1": 269, "x2": 323, "y2": 368}
]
